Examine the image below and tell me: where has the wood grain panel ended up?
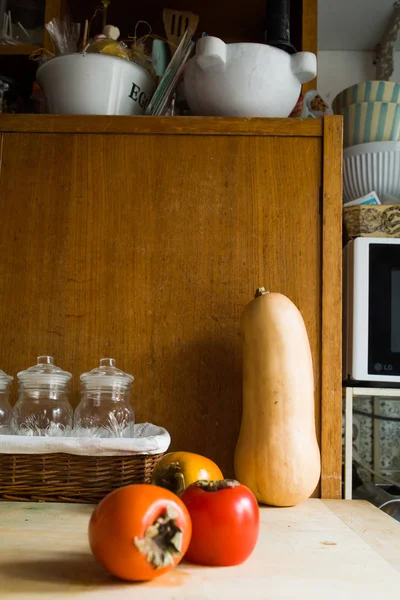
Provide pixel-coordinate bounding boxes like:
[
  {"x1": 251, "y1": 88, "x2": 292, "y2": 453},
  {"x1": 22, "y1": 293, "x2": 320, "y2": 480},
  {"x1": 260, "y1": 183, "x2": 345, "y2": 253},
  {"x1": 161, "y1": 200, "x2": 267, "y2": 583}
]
[
  {"x1": 0, "y1": 45, "x2": 41, "y2": 56},
  {"x1": 0, "y1": 131, "x2": 322, "y2": 478},
  {"x1": 67, "y1": 0, "x2": 305, "y2": 49},
  {"x1": 68, "y1": 0, "x2": 265, "y2": 45},
  {"x1": 0, "y1": 115, "x2": 323, "y2": 137},
  {"x1": 321, "y1": 116, "x2": 343, "y2": 499}
]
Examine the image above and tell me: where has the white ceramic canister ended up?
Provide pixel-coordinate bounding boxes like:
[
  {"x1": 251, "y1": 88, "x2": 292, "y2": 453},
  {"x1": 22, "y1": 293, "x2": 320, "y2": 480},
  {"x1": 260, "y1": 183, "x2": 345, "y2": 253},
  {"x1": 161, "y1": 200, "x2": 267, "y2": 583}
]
[
  {"x1": 37, "y1": 53, "x2": 156, "y2": 116},
  {"x1": 183, "y1": 37, "x2": 317, "y2": 118}
]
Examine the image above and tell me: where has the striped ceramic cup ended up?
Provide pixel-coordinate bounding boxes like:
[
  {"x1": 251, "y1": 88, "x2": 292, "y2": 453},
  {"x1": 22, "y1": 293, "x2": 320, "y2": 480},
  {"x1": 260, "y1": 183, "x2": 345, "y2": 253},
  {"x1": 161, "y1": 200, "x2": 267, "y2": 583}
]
[
  {"x1": 341, "y1": 101, "x2": 400, "y2": 147},
  {"x1": 333, "y1": 81, "x2": 400, "y2": 114}
]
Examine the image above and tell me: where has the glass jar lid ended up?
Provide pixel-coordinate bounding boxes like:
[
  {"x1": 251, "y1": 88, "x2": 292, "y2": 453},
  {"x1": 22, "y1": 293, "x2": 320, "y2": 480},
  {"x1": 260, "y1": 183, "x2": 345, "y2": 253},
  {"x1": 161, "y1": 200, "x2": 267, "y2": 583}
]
[
  {"x1": 0, "y1": 369, "x2": 13, "y2": 391},
  {"x1": 80, "y1": 358, "x2": 134, "y2": 390},
  {"x1": 17, "y1": 356, "x2": 72, "y2": 387}
]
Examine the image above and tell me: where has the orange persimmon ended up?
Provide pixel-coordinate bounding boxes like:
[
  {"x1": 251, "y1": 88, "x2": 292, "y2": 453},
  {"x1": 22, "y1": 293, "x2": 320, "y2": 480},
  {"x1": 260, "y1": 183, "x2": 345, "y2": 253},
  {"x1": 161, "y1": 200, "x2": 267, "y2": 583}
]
[
  {"x1": 152, "y1": 451, "x2": 224, "y2": 495},
  {"x1": 89, "y1": 484, "x2": 192, "y2": 581}
]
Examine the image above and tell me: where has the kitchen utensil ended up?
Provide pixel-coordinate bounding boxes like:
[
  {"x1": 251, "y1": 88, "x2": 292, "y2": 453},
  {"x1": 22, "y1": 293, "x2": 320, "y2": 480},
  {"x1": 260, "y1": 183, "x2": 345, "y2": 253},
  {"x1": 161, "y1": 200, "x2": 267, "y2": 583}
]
[
  {"x1": 343, "y1": 141, "x2": 400, "y2": 203},
  {"x1": 37, "y1": 53, "x2": 156, "y2": 115},
  {"x1": 183, "y1": 37, "x2": 316, "y2": 117},
  {"x1": 163, "y1": 8, "x2": 198, "y2": 56},
  {"x1": 152, "y1": 39, "x2": 168, "y2": 77},
  {"x1": 341, "y1": 101, "x2": 400, "y2": 147},
  {"x1": 333, "y1": 81, "x2": 400, "y2": 115},
  {"x1": 45, "y1": 17, "x2": 81, "y2": 56},
  {"x1": 0, "y1": 369, "x2": 13, "y2": 434},
  {"x1": 74, "y1": 358, "x2": 135, "y2": 438},
  {"x1": 102, "y1": 0, "x2": 110, "y2": 29},
  {"x1": 10, "y1": 356, "x2": 73, "y2": 436},
  {"x1": 266, "y1": 0, "x2": 296, "y2": 54},
  {"x1": 147, "y1": 27, "x2": 194, "y2": 116}
]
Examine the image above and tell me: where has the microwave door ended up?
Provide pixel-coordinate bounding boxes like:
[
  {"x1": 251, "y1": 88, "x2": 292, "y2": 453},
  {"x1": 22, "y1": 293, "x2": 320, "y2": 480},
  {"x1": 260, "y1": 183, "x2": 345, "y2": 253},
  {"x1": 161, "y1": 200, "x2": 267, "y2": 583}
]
[{"x1": 368, "y1": 243, "x2": 400, "y2": 378}]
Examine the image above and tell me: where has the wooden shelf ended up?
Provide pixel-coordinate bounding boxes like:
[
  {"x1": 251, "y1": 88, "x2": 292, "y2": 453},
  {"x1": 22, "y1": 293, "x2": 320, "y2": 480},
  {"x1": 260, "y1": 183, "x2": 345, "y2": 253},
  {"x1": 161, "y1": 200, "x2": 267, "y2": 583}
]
[
  {"x1": 0, "y1": 44, "x2": 41, "y2": 56},
  {"x1": 0, "y1": 114, "x2": 329, "y2": 137}
]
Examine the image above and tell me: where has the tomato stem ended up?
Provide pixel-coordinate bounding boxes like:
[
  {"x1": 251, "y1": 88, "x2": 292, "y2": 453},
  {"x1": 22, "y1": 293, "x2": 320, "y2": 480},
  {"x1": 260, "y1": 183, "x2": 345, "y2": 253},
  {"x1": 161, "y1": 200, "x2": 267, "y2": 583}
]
[
  {"x1": 151, "y1": 462, "x2": 186, "y2": 496},
  {"x1": 134, "y1": 505, "x2": 183, "y2": 569}
]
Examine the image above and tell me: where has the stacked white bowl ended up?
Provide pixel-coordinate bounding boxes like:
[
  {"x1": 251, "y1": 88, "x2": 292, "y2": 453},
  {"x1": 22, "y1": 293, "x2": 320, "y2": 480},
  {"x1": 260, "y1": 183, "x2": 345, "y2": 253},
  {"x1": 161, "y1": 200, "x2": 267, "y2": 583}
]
[{"x1": 332, "y1": 81, "x2": 400, "y2": 203}]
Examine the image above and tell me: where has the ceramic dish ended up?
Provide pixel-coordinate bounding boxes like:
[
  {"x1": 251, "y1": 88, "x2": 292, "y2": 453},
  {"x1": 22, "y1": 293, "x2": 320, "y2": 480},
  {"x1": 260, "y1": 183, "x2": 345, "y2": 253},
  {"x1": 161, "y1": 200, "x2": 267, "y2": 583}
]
[
  {"x1": 343, "y1": 141, "x2": 400, "y2": 203},
  {"x1": 183, "y1": 36, "x2": 317, "y2": 117}
]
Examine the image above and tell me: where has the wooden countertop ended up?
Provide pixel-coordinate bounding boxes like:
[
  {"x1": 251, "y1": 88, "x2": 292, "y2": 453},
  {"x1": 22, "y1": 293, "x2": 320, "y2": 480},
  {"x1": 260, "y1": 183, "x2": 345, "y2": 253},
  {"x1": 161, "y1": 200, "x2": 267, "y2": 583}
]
[{"x1": 1, "y1": 499, "x2": 400, "y2": 598}]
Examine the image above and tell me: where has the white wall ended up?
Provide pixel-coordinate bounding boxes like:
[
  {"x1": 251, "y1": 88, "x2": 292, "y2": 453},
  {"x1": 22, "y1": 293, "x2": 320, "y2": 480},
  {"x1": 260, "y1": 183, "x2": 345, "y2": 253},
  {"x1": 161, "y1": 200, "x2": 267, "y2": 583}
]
[
  {"x1": 318, "y1": 50, "x2": 400, "y2": 102},
  {"x1": 317, "y1": 51, "x2": 376, "y2": 101}
]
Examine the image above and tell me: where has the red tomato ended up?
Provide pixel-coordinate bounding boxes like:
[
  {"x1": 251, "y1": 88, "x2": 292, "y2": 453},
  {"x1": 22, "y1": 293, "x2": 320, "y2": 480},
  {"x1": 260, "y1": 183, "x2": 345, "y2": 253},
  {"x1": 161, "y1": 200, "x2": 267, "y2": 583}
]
[
  {"x1": 89, "y1": 484, "x2": 192, "y2": 581},
  {"x1": 180, "y1": 479, "x2": 259, "y2": 566}
]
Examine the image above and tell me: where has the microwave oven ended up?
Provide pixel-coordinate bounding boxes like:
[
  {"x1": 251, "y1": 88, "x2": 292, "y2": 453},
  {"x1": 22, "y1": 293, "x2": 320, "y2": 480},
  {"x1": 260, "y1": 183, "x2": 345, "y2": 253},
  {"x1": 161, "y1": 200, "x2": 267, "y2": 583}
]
[{"x1": 344, "y1": 237, "x2": 400, "y2": 384}]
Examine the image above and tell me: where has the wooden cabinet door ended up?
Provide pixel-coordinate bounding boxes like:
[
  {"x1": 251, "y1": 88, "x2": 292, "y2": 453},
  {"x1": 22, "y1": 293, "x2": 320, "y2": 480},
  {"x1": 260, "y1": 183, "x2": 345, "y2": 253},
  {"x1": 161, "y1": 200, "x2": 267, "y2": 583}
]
[{"x1": 0, "y1": 117, "x2": 341, "y2": 496}]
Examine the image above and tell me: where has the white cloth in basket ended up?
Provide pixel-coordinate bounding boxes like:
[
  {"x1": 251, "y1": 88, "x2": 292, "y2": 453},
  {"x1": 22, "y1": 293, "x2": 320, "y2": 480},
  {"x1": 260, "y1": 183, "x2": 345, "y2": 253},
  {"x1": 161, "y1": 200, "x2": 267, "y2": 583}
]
[{"x1": 0, "y1": 423, "x2": 170, "y2": 456}]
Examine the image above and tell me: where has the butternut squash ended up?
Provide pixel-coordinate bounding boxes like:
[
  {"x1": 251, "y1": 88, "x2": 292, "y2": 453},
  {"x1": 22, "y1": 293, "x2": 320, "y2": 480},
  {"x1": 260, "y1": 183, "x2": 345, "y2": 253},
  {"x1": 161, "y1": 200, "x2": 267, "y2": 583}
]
[{"x1": 234, "y1": 288, "x2": 321, "y2": 507}]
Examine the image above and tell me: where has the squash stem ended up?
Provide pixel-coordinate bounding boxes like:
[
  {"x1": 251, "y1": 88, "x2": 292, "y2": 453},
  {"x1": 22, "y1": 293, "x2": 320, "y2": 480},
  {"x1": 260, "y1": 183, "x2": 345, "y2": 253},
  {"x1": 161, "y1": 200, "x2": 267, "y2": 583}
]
[{"x1": 255, "y1": 287, "x2": 270, "y2": 297}]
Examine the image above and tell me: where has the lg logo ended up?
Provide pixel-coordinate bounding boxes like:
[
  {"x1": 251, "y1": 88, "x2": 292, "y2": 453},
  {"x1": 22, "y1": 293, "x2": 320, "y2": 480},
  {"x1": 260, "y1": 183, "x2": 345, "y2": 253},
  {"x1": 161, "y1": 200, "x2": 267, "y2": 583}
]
[{"x1": 374, "y1": 363, "x2": 393, "y2": 372}]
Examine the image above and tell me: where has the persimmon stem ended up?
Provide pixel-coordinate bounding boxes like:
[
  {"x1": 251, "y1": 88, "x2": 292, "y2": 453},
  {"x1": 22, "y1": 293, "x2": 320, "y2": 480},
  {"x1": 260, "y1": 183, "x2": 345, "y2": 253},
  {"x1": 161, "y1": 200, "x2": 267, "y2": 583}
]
[
  {"x1": 151, "y1": 461, "x2": 186, "y2": 496},
  {"x1": 134, "y1": 505, "x2": 183, "y2": 569},
  {"x1": 192, "y1": 479, "x2": 240, "y2": 492}
]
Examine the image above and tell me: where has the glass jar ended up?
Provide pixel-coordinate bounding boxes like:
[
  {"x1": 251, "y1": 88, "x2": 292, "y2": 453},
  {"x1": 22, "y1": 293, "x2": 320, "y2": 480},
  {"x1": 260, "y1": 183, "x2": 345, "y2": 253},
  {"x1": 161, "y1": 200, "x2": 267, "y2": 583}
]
[
  {"x1": 74, "y1": 358, "x2": 135, "y2": 438},
  {"x1": 10, "y1": 356, "x2": 73, "y2": 436},
  {"x1": 0, "y1": 369, "x2": 13, "y2": 434}
]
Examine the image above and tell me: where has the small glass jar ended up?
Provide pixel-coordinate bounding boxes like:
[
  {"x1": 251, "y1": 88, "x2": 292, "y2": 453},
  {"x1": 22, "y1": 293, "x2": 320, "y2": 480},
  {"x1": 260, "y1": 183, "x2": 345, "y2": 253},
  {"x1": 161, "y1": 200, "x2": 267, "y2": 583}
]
[
  {"x1": 0, "y1": 369, "x2": 13, "y2": 434},
  {"x1": 10, "y1": 356, "x2": 73, "y2": 436},
  {"x1": 74, "y1": 358, "x2": 135, "y2": 438}
]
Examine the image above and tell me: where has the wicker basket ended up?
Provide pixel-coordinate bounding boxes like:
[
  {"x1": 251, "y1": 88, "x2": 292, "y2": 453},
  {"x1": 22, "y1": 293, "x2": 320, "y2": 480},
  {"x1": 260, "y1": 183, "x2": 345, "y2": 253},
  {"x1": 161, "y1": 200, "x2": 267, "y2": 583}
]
[
  {"x1": 0, "y1": 423, "x2": 169, "y2": 503},
  {"x1": 0, "y1": 452, "x2": 163, "y2": 503}
]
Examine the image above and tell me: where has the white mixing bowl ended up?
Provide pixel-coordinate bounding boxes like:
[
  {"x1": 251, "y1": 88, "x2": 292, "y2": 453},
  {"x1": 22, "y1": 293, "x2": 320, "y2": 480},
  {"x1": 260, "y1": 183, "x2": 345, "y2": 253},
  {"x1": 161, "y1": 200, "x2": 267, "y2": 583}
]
[
  {"x1": 37, "y1": 53, "x2": 156, "y2": 115},
  {"x1": 343, "y1": 141, "x2": 400, "y2": 204},
  {"x1": 183, "y1": 36, "x2": 317, "y2": 117}
]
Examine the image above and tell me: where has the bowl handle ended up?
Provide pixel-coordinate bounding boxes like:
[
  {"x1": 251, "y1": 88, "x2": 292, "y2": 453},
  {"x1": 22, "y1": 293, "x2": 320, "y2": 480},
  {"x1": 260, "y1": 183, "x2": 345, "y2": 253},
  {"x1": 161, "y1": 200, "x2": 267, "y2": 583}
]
[
  {"x1": 291, "y1": 52, "x2": 317, "y2": 84},
  {"x1": 195, "y1": 36, "x2": 226, "y2": 71}
]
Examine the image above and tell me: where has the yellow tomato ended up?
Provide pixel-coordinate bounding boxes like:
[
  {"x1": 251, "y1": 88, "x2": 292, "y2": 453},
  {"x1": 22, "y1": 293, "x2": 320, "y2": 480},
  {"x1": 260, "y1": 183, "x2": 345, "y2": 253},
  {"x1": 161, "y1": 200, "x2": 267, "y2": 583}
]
[{"x1": 152, "y1": 451, "x2": 224, "y2": 495}]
